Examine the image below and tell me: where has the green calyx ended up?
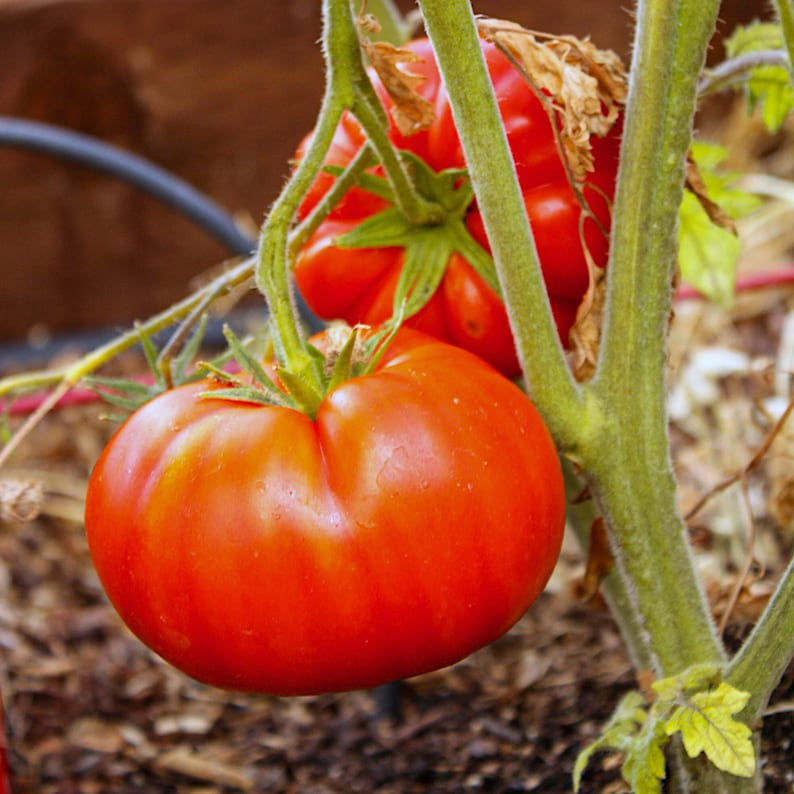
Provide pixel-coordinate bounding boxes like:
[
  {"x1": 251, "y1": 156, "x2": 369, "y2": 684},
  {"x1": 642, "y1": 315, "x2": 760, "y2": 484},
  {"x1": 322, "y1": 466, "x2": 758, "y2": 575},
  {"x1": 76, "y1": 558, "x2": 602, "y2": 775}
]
[
  {"x1": 332, "y1": 150, "x2": 501, "y2": 320},
  {"x1": 199, "y1": 322, "x2": 402, "y2": 420}
]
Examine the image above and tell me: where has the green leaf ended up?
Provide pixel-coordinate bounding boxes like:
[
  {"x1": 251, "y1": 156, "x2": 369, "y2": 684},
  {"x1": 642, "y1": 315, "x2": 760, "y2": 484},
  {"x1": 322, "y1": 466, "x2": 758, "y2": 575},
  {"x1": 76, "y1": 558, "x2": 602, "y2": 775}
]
[
  {"x1": 221, "y1": 325, "x2": 287, "y2": 401},
  {"x1": 337, "y1": 207, "x2": 415, "y2": 249},
  {"x1": 677, "y1": 190, "x2": 740, "y2": 306},
  {"x1": 663, "y1": 682, "x2": 755, "y2": 778},
  {"x1": 84, "y1": 374, "x2": 163, "y2": 413},
  {"x1": 677, "y1": 142, "x2": 762, "y2": 305},
  {"x1": 334, "y1": 153, "x2": 496, "y2": 325},
  {"x1": 725, "y1": 22, "x2": 794, "y2": 132},
  {"x1": 197, "y1": 387, "x2": 280, "y2": 406},
  {"x1": 85, "y1": 375, "x2": 157, "y2": 397},
  {"x1": 690, "y1": 142, "x2": 762, "y2": 219},
  {"x1": 273, "y1": 366, "x2": 323, "y2": 417},
  {"x1": 573, "y1": 690, "x2": 647, "y2": 791},
  {"x1": 449, "y1": 219, "x2": 501, "y2": 295},
  {"x1": 171, "y1": 313, "x2": 209, "y2": 384},
  {"x1": 400, "y1": 150, "x2": 470, "y2": 213},
  {"x1": 322, "y1": 164, "x2": 396, "y2": 203},
  {"x1": 86, "y1": 388, "x2": 153, "y2": 412},
  {"x1": 621, "y1": 720, "x2": 667, "y2": 794},
  {"x1": 651, "y1": 662, "x2": 723, "y2": 704},
  {"x1": 393, "y1": 229, "x2": 453, "y2": 319},
  {"x1": 134, "y1": 322, "x2": 167, "y2": 390},
  {"x1": 360, "y1": 302, "x2": 407, "y2": 376}
]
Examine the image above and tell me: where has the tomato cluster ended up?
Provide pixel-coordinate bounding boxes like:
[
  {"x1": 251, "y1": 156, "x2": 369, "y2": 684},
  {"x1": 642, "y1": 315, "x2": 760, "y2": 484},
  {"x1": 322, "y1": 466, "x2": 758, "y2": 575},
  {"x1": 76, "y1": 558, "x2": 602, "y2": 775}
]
[
  {"x1": 85, "y1": 332, "x2": 565, "y2": 694},
  {"x1": 295, "y1": 37, "x2": 621, "y2": 375},
  {"x1": 83, "y1": 35, "x2": 592, "y2": 696}
]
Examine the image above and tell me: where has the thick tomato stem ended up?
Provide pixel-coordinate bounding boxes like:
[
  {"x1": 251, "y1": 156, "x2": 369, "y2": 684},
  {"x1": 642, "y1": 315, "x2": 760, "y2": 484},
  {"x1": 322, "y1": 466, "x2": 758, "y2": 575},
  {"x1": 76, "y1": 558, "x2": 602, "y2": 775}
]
[
  {"x1": 255, "y1": 0, "x2": 452, "y2": 410},
  {"x1": 254, "y1": 0, "x2": 365, "y2": 410}
]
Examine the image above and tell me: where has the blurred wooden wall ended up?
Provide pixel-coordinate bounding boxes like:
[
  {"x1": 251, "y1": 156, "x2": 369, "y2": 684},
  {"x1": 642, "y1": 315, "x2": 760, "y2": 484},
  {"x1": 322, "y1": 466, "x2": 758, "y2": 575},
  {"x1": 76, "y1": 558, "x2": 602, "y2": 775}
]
[{"x1": 0, "y1": 0, "x2": 771, "y2": 341}]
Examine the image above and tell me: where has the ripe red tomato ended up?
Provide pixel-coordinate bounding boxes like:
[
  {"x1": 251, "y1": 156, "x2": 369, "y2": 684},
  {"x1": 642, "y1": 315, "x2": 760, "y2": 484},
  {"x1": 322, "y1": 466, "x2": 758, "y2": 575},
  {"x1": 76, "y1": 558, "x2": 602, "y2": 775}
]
[
  {"x1": 294, "y1": 37, "x2": 621, "y2": 376},
  {"x1": 85, "y1": 331, "x2": 565, "y2": 694}
]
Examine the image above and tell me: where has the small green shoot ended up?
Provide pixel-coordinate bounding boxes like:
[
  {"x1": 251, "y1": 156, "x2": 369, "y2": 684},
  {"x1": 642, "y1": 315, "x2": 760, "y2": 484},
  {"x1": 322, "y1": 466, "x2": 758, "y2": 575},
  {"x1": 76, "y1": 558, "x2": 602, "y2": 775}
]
[{"x1": 574, "y1": 664, "x2": 755, "y2": 793}]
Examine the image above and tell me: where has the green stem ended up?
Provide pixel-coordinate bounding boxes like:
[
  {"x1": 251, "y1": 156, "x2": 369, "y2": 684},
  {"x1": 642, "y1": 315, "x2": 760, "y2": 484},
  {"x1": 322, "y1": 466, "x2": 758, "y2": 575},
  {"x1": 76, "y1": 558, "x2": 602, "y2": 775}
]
[
  {"x1": 326, "y1": 0, "x2": 445, "y2": 227},
  {"x1": 416, "y1": 0, "x2": 586, "y2": 451},
  {"x1": 351, "y1": 82, "x2": 444, "y2": 225},
  {"x1": 727, "y1": 554, "x2": 794, "y2": 725},
  {"x1": 255, "y1": 0, "x2": 365, "y2": 408},
  {"x1": 288, "y1": 144, "x2": 376, "y2": 257},
  {"x1": 563, "y1": 461, "x2": 654, "y2": 671},
  {"x1": 772, "y1": 0, "x2": 794, "y2": 74},
  {"x1": 698, "y1": 49, "x2": 791, "y2": 97},
  {"x1": 0, "y1": 256, "x2": 256, "y2": 398},
  {"x1": 580, "y1": 0, "x2": 725, "y2": 677}
]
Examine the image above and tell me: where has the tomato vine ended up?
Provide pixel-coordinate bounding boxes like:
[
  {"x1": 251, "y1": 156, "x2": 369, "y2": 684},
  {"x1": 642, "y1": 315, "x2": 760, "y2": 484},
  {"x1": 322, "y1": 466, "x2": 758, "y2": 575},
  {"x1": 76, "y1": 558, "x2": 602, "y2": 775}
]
[{"x1": 0, "y1": 1, "x2": 793, "y2": 792}]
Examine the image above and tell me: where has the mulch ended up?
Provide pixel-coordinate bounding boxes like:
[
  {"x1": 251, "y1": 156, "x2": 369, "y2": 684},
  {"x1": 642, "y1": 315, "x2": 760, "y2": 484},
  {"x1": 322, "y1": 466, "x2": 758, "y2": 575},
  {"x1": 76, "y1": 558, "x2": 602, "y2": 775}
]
[{"x1": 0, "y1": 386, "x2": 791, "y2": 792}]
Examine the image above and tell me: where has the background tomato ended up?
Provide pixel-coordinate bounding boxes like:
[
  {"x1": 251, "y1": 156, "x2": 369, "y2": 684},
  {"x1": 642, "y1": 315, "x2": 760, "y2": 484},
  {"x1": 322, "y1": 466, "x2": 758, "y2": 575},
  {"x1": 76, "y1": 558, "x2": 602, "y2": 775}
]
[
  {"x1": 294, "y1": 38, "x2": 622, "y2": 376},
  {"x1": 84, "y1": 332, "x2": 565, "y2": 695}
]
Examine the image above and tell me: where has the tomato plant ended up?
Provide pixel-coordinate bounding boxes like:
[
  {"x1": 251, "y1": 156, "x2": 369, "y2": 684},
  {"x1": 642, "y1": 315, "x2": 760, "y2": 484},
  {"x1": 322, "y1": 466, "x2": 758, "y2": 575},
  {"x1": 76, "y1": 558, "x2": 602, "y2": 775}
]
[
  {"x1": 294, "y1": 37, "x2": 621, "y2": 375},
  {"x1": 84, "y1": 331, "x2": 565, "y2": 694}
]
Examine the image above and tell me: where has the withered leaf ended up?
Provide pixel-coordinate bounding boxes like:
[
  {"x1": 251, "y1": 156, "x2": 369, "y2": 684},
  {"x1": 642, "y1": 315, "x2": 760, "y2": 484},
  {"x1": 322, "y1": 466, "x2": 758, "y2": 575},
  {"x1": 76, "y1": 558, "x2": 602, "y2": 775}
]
[
  {"x1": 569, "y1": 260, "x2": 607, "y2": 382},
  {"x1": 361, "y1": 40, "x2": 435, "y2": 136},
  {"x1": 477, "y1": 18, "x2": 627, "y2": 183},
  {"x1": 0, "y1": 478, "x2": 43, "y2": 523},
  {"x1": 581, "y1": 516, "x2": 615, "y2": 601},
  {"x1": 155, "y1": 746, "x2": 254, "y2": 789},
  {"x1": 684, "y1": 154, "x2": 738, "y2": 235},
  {"x1": 357, "y1": 11, "x2": 381, "y2": 36}
]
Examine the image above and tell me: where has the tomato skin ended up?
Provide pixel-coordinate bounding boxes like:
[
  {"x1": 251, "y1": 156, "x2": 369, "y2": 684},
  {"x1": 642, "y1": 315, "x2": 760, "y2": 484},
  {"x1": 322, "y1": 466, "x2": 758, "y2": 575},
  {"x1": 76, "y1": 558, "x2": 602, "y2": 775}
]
[
  {"x1": 85, "y1": 333, "x2": 565, "y2": 695},
  {"x1": 294, "y1": 38, "x2": 621, "y2": 376}
]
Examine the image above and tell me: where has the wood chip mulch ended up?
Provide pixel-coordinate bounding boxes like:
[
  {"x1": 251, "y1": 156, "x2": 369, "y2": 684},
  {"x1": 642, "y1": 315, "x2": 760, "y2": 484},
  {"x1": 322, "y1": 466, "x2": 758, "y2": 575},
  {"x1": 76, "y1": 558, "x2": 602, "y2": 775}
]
[{"x1": 0, "y1": 396, "x2": 791, "y2": 793}]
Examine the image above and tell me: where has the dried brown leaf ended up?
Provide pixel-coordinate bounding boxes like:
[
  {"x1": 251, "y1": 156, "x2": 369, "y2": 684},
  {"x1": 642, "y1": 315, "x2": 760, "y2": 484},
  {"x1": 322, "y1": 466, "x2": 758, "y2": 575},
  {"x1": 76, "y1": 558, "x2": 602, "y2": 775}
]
[
  {"x1": 685, "y1": 154, "x2": 737, "y2": 234},
  {"x1": 770, "y1": 476, "x2": 794, "y2": 536},
  {"x1": 636, "y1": 669, "x2": 657, "y2": 702},
  {"x1": 569, "y1": 262, "x2": 607, "y2": 382},
  {"x1": 0, "y1": 478, "x2": 43, "y2": 523},
  {"x1": 361, "y1": 40, "x2": 434, "y2": 136},
  {"x1": 478, "y1": 18, "x2": 626, "y2": 182},
  {"x1": 22, "y1": 656, "x2": 78, "y2": 678},
  {"x1": 580, "y1": 516, "x2": 614, "y2": 600},
  {"x1": 67, "y1": 717, "x2": 125, "y2": 754},
  {"x1": 358, "y1": 11, "x2": 381, "y2": 36},
  {"x1": 155, "y1": 746, "x2": 254, "y2": 790}
]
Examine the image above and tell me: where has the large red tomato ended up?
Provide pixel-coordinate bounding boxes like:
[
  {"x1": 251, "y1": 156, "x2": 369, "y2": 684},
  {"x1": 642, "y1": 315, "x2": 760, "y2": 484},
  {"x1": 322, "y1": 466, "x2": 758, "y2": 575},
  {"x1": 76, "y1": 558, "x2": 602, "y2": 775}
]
[
  {"x1": 85, "y1": 331, "x2": 565, "y2": 694},
  {"x1": 294, "y1": 37, "x2": 621, "y2": 376}
]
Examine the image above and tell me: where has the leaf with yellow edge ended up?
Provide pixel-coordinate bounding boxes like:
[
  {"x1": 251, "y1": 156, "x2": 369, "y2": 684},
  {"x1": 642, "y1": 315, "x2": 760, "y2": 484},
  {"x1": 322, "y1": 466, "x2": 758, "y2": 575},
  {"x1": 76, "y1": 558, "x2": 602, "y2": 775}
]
[
  {"x1": 651, "y1": 662, "x2": 723, "y2": 704},
  {"x1": 621, "y1": 719, "x2": 667, "y2": 794},
  {"x1": 663, "y1": 682, "x2": 755, "y2": 778},
  {"x1": 573, "y1": 690, "x2": 646, "y2": 791}
]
